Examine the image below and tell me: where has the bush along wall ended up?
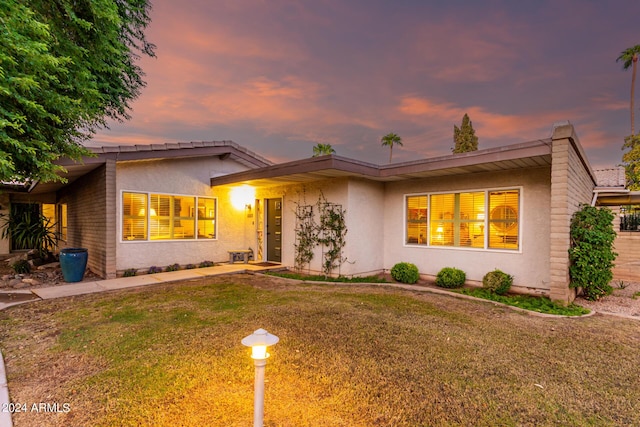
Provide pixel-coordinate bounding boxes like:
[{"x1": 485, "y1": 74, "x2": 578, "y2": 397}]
[{"x1": 568, "y1": 204, "x2": 617, "y2": 301}]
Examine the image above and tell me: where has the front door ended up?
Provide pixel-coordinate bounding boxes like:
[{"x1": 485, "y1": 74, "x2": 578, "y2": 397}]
[{"x1": 266, "y1": 198, "x2": 282, "y2": 262}]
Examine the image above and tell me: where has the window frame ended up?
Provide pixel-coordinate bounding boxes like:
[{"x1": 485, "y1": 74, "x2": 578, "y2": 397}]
[
  {"x1": 404, "y1": 186, "x2": 522, "y2": 252},
  {"x1": 120, "y1": 190, "x2": 217, "y2": 242}
]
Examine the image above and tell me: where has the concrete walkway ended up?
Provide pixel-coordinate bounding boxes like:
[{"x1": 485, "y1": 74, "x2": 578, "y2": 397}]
[{"x1": 0, "y1": 262, "x2": 283, "y2": 427}]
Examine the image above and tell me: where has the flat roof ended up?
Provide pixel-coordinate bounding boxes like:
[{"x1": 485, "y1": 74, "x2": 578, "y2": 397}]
[{"x1": 210, "y1": 139, "x2": 553, "y2": 187}]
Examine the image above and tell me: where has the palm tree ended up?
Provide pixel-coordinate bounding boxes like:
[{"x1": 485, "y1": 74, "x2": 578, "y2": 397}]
[
  {"x1": 312, "y1": 143, "x2": 336, "y2": 157},
  {"x1": 381, "y1": 133, "x2": 403, "y2": 163},
  {"x1": 617, "y1": 45, "x2": 640, "y2": 136}
]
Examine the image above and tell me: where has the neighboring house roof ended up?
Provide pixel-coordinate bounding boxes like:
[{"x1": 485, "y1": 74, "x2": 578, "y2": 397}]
[
  {"x1": 21, "y1": 141, "x2": 273, "y2": 195},
  {"x1": 211, "y1": 139, "x2": 554, "y2": 187},
  {"x1": 592, "y1": 167, "x2": 640, "y2": 206},
  {"x1": 594, "y1": 168, "x2": 626, "y2": 188}
]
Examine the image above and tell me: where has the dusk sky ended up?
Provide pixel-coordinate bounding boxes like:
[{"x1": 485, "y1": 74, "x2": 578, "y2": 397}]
[{"x1": 91, "y1": 0, "x2": 640, "y2": 169}]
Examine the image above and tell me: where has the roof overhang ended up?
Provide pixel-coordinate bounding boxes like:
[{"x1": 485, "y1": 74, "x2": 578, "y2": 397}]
[
  {"x1": 594, "y1": 190, "x2": 640, "y2": 206},
  {"x1": 210, "y1": 139, "x2": 553, "y2": 188}
]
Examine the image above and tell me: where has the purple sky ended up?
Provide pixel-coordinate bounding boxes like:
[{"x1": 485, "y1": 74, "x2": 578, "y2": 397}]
[{"x1": 91, "y1": 0, "x2": 640, "y2": 169}]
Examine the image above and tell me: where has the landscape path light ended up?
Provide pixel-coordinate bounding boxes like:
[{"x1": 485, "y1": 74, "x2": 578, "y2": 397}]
[{"x1": 242, "y1": 328, "x2": 279, "y2": 427}]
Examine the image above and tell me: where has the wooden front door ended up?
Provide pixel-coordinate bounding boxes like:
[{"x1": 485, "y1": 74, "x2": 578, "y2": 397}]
[{"x1": 266, "y1": 198, "x2": 282, "y2": 262}]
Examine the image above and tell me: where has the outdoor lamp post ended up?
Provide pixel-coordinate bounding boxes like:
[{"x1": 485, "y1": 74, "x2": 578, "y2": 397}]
[{"x1": 242, "y1": 328, "x2": 279, "y2": 427}]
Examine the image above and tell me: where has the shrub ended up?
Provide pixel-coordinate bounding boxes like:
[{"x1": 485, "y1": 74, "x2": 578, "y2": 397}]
[
  {"x1": 435, "y1": 267, "x2": 466, "y2": 289},
  {"x1": 11, "y1": 259, "x2": 31, "y2": 274},
  {"x1": 390, "y1": 262, "x2": 420, "y2": 284},
  {"x1": 482, "y1": 269, "x2": 513, "y2": 295},
  {"x1": 123, "y1": 268, "x2": 137, "y2": 277},
  {"x1": 185, "y1": 264, "x2": 196, "y2": 270},
  {"x1": 199, "y1": 260, "x2": 214, "y2": 268},
  {"x1": 148, "y1": 266, "x2": 162, "y2": 274},
  {"x1": 568, "y1": 204, "x2": 617, "y2": 301},
  {"x1": 165, "y1": 263, "x2": 180, "y2": 272}
]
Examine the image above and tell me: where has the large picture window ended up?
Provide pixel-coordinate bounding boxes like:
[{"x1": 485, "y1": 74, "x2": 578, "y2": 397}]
[
  {"x1": 405, "y1": 188, "x2": 519, "y2": 250},
  {"x1": 122, "y1": 192, "x2": 216, "y2": 241}
]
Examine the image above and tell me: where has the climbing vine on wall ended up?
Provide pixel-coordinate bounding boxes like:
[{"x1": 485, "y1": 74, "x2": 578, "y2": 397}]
[
  {"x1": 292, "y1": 190, "x2": 348, "y2": 276},
  {"x1": 317, "y1": 193, "x2": 348, "y2": 276},
  {"x1": 293, "y1": 202, "x2": 317, "y2": 272}
]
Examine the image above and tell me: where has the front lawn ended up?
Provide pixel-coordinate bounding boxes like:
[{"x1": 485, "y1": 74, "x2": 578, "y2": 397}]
[{"x1": 1, "y1": 274, "x2": 639, "y2": 426}]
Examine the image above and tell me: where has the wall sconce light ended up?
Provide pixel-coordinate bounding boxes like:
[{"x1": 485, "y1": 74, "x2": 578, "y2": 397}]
[
  {"x1": 231, "y1": 185, "x2": 255, "y2": 211},
  {"x1": 242, "y1": 328, "x2": 279, "y2": 427}
]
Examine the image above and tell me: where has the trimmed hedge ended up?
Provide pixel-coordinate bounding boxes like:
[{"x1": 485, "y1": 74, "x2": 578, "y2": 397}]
[
  {"x1": 482, "y1": 269, "x2": 513, "y2": 295},
  {"x1": 390, "y1": 262, "x2": 420, "y2": 284},
  {"x1": 435, "y1": 267, "x2": 466, "y2": 289}
]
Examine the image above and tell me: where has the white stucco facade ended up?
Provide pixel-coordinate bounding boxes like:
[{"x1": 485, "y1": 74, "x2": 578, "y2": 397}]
[
  {"x1": 382, "y1": 167, "x2": 551, "y2": 292},
  {"x1": 115, "y1": 156, "x2": 254, "y2": 271}
]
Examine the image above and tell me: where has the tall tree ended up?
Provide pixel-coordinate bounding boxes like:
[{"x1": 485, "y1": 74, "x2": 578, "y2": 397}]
[
  {"x1": 453, "y1": 113, "x2": 479, "y2": 153},
  {"x1": 381, "y1": 133, "x2": 403, "y2": 163},
  {"x1": 312, "y1": 143, "x2": 336, "y2": 157},
  {"x1": 622, "y1": 134, "x2": 640, "y2": 190},
  {"x1": 0, "y1": 0, "x2": 155, "y2": 183},
  {"x1": 617, "y1": 45, "x2": 640, "y2": 136}
]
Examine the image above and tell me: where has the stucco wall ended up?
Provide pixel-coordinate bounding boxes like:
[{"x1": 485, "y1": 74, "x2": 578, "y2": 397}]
[
  {"x1": 256, "y1": 180, "x2": 352, "y2": 275},
  {"x1": 241, "y1": 179, "x2": 387, "y2": 277},
  {"x1": 115, "y1": 156, "x2": 250, "y2": 271},
  {"x1": 383, "y1": 167, "x2": 552, "y2": 292}
]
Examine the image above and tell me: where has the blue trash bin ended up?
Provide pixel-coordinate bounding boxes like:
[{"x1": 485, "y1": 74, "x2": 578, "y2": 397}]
[{"x1": 59, "y1": 248, "x2": 88, "y2": 282}]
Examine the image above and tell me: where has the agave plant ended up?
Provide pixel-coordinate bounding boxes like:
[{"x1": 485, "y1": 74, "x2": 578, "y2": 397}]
[{"x1": 0, "y1": 210, "x2": 57, "y2": 259}]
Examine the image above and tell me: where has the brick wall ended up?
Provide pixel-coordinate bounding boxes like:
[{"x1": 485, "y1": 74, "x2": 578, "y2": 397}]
[
  {"x1": 58, "y1": 160, "x2": 117, "y2": 278},
  {"x1": 549, "y1": 124, "x2": 597, "y2": 304}
]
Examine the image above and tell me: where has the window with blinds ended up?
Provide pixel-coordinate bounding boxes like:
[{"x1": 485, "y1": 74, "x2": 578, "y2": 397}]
[
  {"x1": 149, "y1": 194, "x2": 195, "y2": 240},
  {"x1": 406, "y1": 188, "x2": 519, "y2": 250},
  {"x1": 123, "y1": 192, "x2": 148, "y2": 240},
  {"x1": 406, "y1": 195, "x2": 428, "y2": 244},
  {"x1": 488, "y1": 190, "x2": 519, "y2": 249},
  {"x1": 122, "y1": 192, "x2": 215, "y2": 241},
  {"x1": 197, "y1": 198, "x2": 216, "y2": 239}
]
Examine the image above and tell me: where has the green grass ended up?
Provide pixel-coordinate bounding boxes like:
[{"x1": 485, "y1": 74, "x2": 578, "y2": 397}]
[
  {"x1": 267, "y1": 271, "x2": 388, "y2": 283},
  {"x1": 453, "y1": 287, "x2": 591, "y2": 316},
  {"x1": 1, "y1": 274, "x2": 639, "y2": 427}
]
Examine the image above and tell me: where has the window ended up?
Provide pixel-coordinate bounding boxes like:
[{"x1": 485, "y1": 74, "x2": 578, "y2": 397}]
[
  {"x1": 197, "y1": 198, "x2": 216, "y2": 239},
  {"x1": 57, "y1": 204, "x2": 67, "y2": 241},
  {"x1": 406, "y1": 195, "x2": 427, "y2": 244},
  {"x1": 488, "y1": 190, "x2": 519, "y2": 249},
  {"x1": 123, "y1": 192, "x2": 148, "y2": 240},
  {"x1": 122, "y1": 192, "x2": 216, "y2": 241},
  {"x1": 405, "y1": 188, "x2": 519, "y2": 250},
  {"x1": 150, "y1": 194, "x2": 195, "y2": 240},
  {"x1": 429, "y1": 192, "x2": 484, "y2": 247}
]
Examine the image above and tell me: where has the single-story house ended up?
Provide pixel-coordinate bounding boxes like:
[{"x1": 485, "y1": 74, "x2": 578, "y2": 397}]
[{"x1": 0, "y1": 123, "x2": 629, "y2": 304}]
